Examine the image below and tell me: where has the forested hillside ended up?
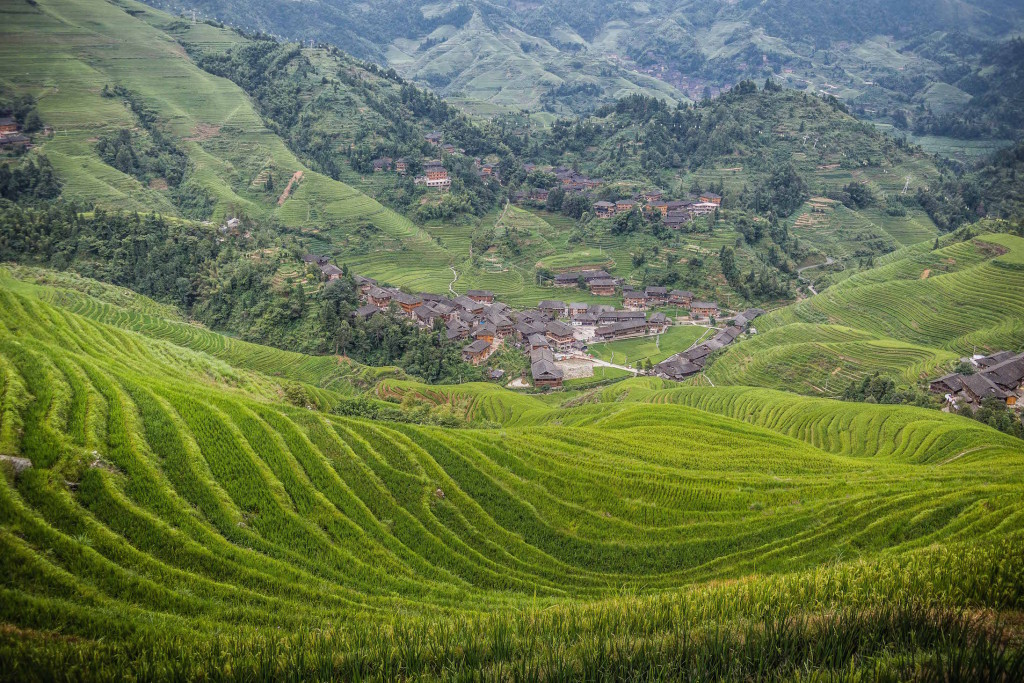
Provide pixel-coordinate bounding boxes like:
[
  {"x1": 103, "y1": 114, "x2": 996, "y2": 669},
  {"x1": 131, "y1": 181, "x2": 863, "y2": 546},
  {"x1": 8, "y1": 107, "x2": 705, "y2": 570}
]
[{"x1": 140, "y1": 0, "x2": 1024, "y2": 146}]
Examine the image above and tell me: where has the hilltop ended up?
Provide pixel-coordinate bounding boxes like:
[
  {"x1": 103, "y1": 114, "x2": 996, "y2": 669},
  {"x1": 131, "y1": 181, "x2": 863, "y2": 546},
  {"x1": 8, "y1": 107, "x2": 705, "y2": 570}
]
[{"x1": 1, "y1": 266, "x2": 1023, "y2": 678}]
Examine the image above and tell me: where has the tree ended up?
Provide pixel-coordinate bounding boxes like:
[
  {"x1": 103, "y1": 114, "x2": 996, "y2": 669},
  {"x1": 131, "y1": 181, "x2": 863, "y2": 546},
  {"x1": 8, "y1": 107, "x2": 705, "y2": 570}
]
[
  {"x1": 719, "y1": 245, "x2": 740, "y2": 285},
  {"x1": 22, "y1": 110, "x2": 42, "y2": 133},
  {"x1": 546, "y1": 187, "x2": 565, "y2": 212},
  {"x1": 611, "y1": 208, "x2": 643, "y2": 235},
  {"x1": 114, "y1": 145, "x2": 135, "y2": 174}
]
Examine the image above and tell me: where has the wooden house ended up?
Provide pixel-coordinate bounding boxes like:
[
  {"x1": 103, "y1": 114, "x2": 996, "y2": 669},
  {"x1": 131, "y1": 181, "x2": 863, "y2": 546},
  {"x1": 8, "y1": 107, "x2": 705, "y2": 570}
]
[
  {"x1": 531, "y1": 347, "x2": 563, "y2": 388},
  {"x1": 644, "y1": 286, "x2": 668, "y2": 304},
  {"x1": 473, "y1": 323, "x2": 497, "y2": 345},
  {"x1": 588, "y1": 278, "x2": 617, "y2": 296},
  {"x1": 353, "y1": 275, "x2": 377, "y2": 296},
  {"x1": 960, "y1": 373, "x2": 1013, "y2": 405},
  {"x1": 462, "y1": 339, "x2": 492, "y2": 366},
  {"x1": 545, "y1": 321, "x2": 575, "y2": 349},
  {"x1": 623, "y1": 290, "x2": 648, "y2": 311},
  {"x1": 668, "y1": 290, "x2": 694, "y2": 306},
  {"x1": 320, "y1": 264, "x2": 344, "y2": 281},
  {"x1": 367, "y1": 286, "x2": 393, "y2": 309},
  {"x1": 594, "y1": 319, "x2": 647, "y2": 342},
  {"x1": 594, "y1": 201, "x2": 616, "y2": 218},
  {"x1": 646, "y1": 312, "x2": 669, "y2": 334},
  {"x1": 538, "y1": 300, "x2": 568, "y2": 319},
  {"x1": 424, "y1": 161, "x2": 450, "y2": 189},
  {"x1": 690, "y1": 301, "x2": 719, "y2": 319}
]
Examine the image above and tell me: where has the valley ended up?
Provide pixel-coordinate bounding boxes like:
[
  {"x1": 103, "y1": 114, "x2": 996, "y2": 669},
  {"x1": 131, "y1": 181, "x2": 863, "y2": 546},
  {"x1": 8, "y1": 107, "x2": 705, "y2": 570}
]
[{"x1": 1, "y1": 0, "x2": 1023, "y2": 679}]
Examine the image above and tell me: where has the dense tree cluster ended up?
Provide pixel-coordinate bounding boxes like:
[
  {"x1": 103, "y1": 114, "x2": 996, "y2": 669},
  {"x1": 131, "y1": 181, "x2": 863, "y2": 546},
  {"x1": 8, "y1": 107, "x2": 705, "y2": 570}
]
[
  {"x1": 96, "y1": 128, "x2": 187, "y2": 188},
  {"x1": 189, "y1": 38, "x2": 514, "y2": 220},
  {"x1": 0, "y1": 156, "x2": 60, "y2": 203},
  {"x1": 0, "y1": 204, "x2": 479, "y2": 383},
  {"x1": 957, "y1": 399, "x2": 1024, "y2": 440},
  {"x1": 99, "y1": 85, "x2": 212, "y2": 217},
  {"x1": 841, "y1": 373, "x2": 933, "y2": 407}
]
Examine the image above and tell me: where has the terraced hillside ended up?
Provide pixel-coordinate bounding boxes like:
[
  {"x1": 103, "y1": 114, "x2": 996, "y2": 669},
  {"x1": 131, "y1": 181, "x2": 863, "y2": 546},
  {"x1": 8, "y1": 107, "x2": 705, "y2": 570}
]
[
  {"x1": 707, "y1": 229, "x2": 1024, "y2": 396},
  {"x1": 2, "y1": 269, "x2": 1022, "y2": 678},
  {"x1": 0, "y1": 0, "x2": 454, "y2": 293}
]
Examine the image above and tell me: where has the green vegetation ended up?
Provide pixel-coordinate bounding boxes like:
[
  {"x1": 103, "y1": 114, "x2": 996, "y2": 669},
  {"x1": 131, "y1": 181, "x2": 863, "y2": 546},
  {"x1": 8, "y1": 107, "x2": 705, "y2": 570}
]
[
  {"x1": 708, "y1": 226, "x2": 1024, "y2": 397},
  {"x1": 3, "y1": 1, "x2": 1024, "y2": 677},
  {"x1": 589, "y1": 325, "x2": 709, "y2": 367},
  {"x1": 0, "y1": 205, "x2": 477, "y2": 384},
  {"x1": 1, "y1": 273, "x2": 1023, "y2": 677},
  {"x1": 143, "y1": 0, "x2": 1024, "y2": 147},
  {"x1": 4, "y1": 0, "x2": 984, "y2": 313}
]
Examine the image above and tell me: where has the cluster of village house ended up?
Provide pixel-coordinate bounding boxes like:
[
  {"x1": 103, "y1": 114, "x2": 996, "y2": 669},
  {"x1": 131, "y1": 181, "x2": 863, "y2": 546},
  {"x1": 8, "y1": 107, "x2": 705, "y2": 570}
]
[
  {"x1": 304, "y1": 255, "x2": 750, "y2": 389},
  {"x1": 0, "y1": 117, "x2": 32, "y2": 150},
  {"x1": 513, "y1": 167, "x2": 723, "y2": 229},
  {"x1": 371, "y1": 131, "x2": 495, "y2": 191},
  {"x1": 652, "y1": 308, "x2": 765, "y2": 381},
  {"x1": 548, "y1": 269, "x2": 726, "y2": 312},
  {"x1": 371, "y1": 131, "x2": 722, "y2": 229},
  {"x1": 929, "y1": 352, "x2": 1024, "y2": 409}
]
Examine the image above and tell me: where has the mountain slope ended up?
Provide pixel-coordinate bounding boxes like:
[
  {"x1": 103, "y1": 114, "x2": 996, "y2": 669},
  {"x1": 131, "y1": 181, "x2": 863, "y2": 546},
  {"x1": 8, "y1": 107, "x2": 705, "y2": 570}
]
[
  {"x1": 1, "y1": 268, "x2": 1023, "y2": 677},
  {"x1": 139, "y1": 0, "x2": 1024, "y2": 144},
  {"x1": 0, "y1": 0, "x2": 455, "y2": 292},
  {"x1": 707, "y1": 228, "x2": 1024, "y2": 396}
]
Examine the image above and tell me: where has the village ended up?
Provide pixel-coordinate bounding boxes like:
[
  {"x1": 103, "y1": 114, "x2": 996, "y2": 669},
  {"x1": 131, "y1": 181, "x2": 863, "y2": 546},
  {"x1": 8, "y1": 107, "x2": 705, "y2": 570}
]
[
  {"x1": 929, "y1": 351, "x2": 1024, "y2": 411},
  {"x1": 368, "y1": 129, "x2": 724, "y2": 230},
  {"x1": 304, "y1": 254, "x2": 765, "y2": 390}
]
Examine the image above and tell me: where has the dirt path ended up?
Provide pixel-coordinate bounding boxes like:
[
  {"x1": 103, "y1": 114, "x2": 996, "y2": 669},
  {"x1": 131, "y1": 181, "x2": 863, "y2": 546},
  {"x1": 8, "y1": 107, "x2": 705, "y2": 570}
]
[
  {"x1": 448, "y1": 266, "x2": 458, "y2": 295},
  {"x1": 936, "y1": 446, "x2": 990, "y2": 467},
  {"x1": 495, "y1": 199, "x2": 510, "y2": 229},
  {"x1": 796, "y1": 256, "x2": 836, "y2": 275},
  {"x1": 277, "y1": 171, "x2": 303, "y2": 206},
  {"x1": 920, "y1": 269, "x2": 931, "y2": 279},
  {"x1": 797, "y1": 256, "x2": 835, "y2": 297}
]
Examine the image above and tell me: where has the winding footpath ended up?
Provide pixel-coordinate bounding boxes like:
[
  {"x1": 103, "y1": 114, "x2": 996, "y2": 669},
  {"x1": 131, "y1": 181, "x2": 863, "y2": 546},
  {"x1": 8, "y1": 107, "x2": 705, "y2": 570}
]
[{"x1": 448, "y1": 266, "x2": 458, "y2": 295}]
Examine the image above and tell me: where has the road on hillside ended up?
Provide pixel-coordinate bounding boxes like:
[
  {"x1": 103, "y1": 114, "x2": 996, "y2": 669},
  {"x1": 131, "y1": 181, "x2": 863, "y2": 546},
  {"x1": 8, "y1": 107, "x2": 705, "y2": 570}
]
[{"x1": 797, "y1": 256, "x2": 835, "y2": 295}]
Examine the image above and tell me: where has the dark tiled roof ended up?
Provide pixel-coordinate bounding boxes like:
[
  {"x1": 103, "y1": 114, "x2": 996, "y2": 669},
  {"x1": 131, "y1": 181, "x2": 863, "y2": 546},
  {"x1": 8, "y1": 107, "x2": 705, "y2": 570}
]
[
  {"x1": 961, "y1": 373, "x2": 1010, "y2": 400},
  {"x1": 464, "y1": 339, "x2": 491, "y2": 354},
  {"x1": 981, "y1": 353, "x2": 1024, "y2": 390}
]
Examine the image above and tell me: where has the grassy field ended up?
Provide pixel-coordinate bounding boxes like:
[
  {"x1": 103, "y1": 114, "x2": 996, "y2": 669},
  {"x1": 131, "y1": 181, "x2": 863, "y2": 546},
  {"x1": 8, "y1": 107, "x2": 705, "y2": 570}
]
[
  {"x1": 709, "y1": 230, "x2": 1024, "y2": 395},
  {"x1": 0, "y1": 267, "x2": 1023, "y2": 678},
  {"x1": 589, "y1": 325, "x2": 710, "y2": 366}
]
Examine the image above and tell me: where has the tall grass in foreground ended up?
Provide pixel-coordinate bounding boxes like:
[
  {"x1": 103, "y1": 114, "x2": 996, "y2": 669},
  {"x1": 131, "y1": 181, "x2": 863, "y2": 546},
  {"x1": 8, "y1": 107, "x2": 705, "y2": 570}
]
[{"x1": 2, "y1": 537, "x2": 1022, "y2": 681}]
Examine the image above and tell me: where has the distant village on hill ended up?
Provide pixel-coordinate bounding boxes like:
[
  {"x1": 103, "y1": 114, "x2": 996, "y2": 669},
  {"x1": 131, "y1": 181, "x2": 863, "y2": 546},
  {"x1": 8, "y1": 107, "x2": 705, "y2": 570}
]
[{"x1": 367, "y1": 130, "x2": 724, "y2": 231}]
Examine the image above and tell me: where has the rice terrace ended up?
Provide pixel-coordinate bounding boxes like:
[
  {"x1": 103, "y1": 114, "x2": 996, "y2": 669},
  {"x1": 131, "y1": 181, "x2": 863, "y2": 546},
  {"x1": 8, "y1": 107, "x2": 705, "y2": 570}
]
[{"x1": 1, "y1": 0, "x2": 1024, "y2": 680}]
